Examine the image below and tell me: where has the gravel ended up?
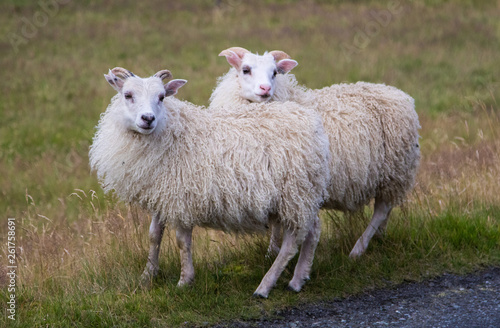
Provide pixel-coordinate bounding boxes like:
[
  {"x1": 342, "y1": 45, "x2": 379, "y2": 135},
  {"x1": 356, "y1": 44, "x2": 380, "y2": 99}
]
[{"x1": 213, "y1": 267, "x2": 500, "y2": 328}]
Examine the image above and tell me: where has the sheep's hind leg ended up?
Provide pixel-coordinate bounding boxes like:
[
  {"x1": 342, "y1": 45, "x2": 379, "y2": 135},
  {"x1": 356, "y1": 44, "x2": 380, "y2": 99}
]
[
  {"x1": 349, "y1": 198, "x2": 392, "y2": 259},
  {"x1": 141, "y1": 213, "x2": 165, "y2": 285},
  {"x1": 176, "y1": 226, "x2": 195, "y2": 287},
  {"x1": 254, "y1": 227, "x2": 299, "y2": 298},
  {"x1": 266, "y1": 220, "x2": 282, "y2": 258},
  {"x1": 288, "y1": 215, "x2": 321, "y2": 292}
]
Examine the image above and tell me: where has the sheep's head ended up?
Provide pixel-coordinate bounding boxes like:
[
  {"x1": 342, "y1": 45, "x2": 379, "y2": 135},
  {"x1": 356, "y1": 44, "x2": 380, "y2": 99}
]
[
  {"x1": 219, "y1": 47, "x2": 298, "y2": 103},
  {"x1": 104, "y1": 67, "x2": 187, "y2": 135}
]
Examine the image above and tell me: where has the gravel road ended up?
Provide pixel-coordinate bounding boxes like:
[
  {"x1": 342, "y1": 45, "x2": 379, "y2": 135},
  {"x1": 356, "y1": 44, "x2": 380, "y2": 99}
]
[{"x1": 214, "y1": 267, "x2": 500, "y2": 328}]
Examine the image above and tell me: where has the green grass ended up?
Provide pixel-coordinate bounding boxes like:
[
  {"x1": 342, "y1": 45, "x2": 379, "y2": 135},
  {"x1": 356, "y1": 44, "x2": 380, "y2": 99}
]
[
  {"x1": 3, "y1": 204, "x2": 499, "y2": 327},
  {"x1": 1, "y1": 0, "x2": 499, "y2": 327}
]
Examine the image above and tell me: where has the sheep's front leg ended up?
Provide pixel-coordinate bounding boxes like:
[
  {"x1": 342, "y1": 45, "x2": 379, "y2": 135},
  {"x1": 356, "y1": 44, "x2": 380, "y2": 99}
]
[
  {"x1": 349, "y1": 198, "x2": 392, "y2": 258},
  {"x1": 288, "y1": 215, "x2": 320, "y2": 292},
  {"x1": 176, "y1": 226, "x2": 195, "y2": 287},
  {"x1": 254, "y1": 227, "x2": 298, "y2": 298},
  {"x1": 141, "y1": 213, "x2": 165, "y2": 285}
]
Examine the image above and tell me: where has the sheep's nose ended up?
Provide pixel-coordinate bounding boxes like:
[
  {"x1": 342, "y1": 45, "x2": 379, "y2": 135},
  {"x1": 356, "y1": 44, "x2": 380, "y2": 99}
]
[
  {"x1": 259, "y1": 85, "x2": 271, "y2": 93},
  {"x1": 141, "y1": 114, "x2": 155, "y2": 125}
]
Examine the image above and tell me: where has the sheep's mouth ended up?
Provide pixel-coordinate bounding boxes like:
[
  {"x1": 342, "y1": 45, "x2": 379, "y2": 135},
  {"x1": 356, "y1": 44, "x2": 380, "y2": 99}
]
[
  {"x1": 136, "y1": 124, "x2": 155, "y2": 134},
  {"x1": 259, "y1": 94, "x2": 271, "y2": 100}
]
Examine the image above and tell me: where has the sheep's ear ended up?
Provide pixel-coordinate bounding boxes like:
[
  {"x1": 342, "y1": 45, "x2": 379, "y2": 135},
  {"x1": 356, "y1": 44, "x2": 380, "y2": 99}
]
[
  {"x1": 219, "y1": 50, "x2": 242, "y2": 70},
  {"x1": 164, "y1": 79, "x2": 187, "y2": 97},
  {"x1": 104, "y1": 70, "x2": 125, "y2": 92},
  {"x1": 276, "y1": 59, "x2": 298, "y2": 74}
]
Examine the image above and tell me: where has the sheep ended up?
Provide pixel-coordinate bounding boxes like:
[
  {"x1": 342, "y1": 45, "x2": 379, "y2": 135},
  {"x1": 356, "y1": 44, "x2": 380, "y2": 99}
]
[
  {"x1": 210, "y1": 47, "x2": 421, "y2": 259},
  {"x1": 89, "y1": 67, "x2": 331, "y2": 298}
]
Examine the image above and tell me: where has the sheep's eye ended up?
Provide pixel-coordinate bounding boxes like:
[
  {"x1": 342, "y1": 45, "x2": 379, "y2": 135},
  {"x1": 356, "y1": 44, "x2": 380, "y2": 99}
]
[
  {"x1": 273, "y1": 70, "x2": 277, "y2": 78},
  {"x1": 124, "y1": 92, "x2": 133, "y2": 100},
  {"x1": 242, "y1": 67, "x2": 251, "y2": 75},
  {"x1": 158, "y1": 94, "x2": 165, "y2": 102}
]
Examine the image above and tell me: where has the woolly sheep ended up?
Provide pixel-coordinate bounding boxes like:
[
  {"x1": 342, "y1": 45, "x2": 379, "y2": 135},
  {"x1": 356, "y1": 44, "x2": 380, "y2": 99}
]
[
  {"x1": 210, "y1": 47, "x2": 421, "y2": 258},
  {"x1": 89, "y1": 67, "x2": 331, "y2": 298}
]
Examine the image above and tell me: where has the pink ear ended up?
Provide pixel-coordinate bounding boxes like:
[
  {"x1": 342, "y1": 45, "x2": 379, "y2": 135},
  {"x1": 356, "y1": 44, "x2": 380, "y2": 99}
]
[
  {"x1": 223, "y1": 51, "x2": 242, "y2": 70},
  {"x1": 165, "y1": 79, "x2": 187, "y2": 97},
  {"x1": 277, "y1": 59, "x2": 298, "y2": 74},
  {"x1": 104, "y1": 71, "x2": 124, "y2": 92}
]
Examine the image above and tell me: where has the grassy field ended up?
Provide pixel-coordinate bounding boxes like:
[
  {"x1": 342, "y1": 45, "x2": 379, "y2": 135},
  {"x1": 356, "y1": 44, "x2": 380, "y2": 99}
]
[{"x1": 1, "y1": 0, "x2": 499, "y2": 326}]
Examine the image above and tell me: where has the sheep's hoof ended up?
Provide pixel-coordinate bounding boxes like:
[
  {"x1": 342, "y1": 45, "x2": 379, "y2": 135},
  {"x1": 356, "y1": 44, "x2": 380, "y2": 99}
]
[
  {"x1": 349, "y1": 243, "x2": 366, "y2": 259},
  {"x1": 140, "y1": 272, "x2": 155, "y2": 289},
  {"x1": 177, "y1": 279, "x2": 194, "y2": 288},
  {"x1": 252, "y1": 292, "x2": 268, "y2": 299},
  {"x1": 288, "y1": 276, "x2": 310, "y2": 293},
  {"x1": 348, "y1": 250, "x2": 363, "y2": 259}
]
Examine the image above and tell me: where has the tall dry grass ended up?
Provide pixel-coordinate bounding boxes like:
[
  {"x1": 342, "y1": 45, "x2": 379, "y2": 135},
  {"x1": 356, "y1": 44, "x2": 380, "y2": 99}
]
[{"x1": 415, "y1": 102, "x2": 500, "y2": 214}]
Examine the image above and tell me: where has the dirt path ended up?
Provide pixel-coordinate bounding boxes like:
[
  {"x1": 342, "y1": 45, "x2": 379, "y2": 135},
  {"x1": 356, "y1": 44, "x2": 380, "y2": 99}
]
[{"x1": 215, "y1": 267, "x2": 500, "y2": 328}]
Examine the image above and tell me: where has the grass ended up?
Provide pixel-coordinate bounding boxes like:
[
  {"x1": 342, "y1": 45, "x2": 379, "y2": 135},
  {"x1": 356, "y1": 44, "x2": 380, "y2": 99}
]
[{"x1": 1, "y1": 0, "x2": 499, "y2": 327}]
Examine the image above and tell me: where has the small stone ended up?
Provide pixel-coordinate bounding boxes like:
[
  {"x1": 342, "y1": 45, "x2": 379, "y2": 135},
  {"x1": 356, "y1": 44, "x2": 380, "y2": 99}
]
[{"x1": 374, "y1": 321, "x2": 389, "y2": 325}]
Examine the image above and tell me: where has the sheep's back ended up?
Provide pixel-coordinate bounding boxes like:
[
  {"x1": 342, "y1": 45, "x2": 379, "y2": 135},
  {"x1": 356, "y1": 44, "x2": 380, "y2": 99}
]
[{"x1": 309, "y1": 82, "x2": 420, "y2": 210}]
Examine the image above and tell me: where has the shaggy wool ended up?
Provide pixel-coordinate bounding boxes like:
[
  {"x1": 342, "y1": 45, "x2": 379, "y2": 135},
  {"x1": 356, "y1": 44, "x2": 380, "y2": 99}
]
[{"x1": 89, "y1": 96, "x2": 330, "y2": 240}]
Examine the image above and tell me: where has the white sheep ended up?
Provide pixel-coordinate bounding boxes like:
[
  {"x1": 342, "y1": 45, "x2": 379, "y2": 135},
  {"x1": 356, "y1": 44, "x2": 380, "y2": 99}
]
[
  {"x1": 89, "y1": 67, "x2": 331, "y2": 298},
  {"x1": 210, "y1": 47, "x2": 421, "y2": 258}
]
